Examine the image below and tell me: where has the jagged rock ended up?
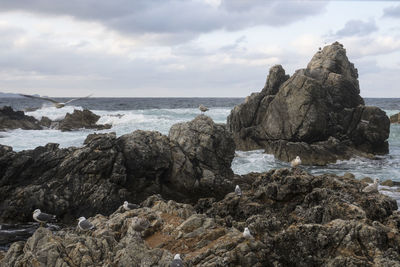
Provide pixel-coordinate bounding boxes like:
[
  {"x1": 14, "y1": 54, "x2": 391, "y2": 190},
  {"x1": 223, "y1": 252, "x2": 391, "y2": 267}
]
[
  {"x1": 0, "y1": 106, "x2": 42, "y2": 130},
  {"x1": 0, "y1": 116, "x2": 236, "y2": 223},
  {"x1": 168, "y1": 115, "x2": 236, "y2": 197},
  {"x1": 227, "y1": 42, "x2": 390, "y2": 165},
  {"x1": 390, "y1": 112, "x2": 400, "y2": 123},
  {"x1": 58, "y1": 109, "x2": 111, "y2": 131},
  {"x1": 2, "y1": 169, "x2": 400, "y2": 266}
]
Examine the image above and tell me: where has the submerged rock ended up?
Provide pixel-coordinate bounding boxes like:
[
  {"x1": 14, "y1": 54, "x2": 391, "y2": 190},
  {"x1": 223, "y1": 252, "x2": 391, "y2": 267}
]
[
  {"x1": 227, "y1": 42, "x2": 390, "y2": 165},
  {"x1": 1, "y1": 169, "x2": 399, "y2": 266},
  {"x1": 0, "y1": 116, "x2": 236, "y2": 223}
]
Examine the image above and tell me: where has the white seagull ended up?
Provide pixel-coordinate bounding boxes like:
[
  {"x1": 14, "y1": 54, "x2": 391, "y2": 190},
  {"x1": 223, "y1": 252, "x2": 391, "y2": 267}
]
[
  {"x1": 243, "y1": 227, "x2": 253, "y2": 239},
  {"x1": 123, "y1": 201, "x2": 140, "y2": 211},
  {"x1": 20, "y1": 94, "x2": 92, "y2": 109},
  {"x1": 170, "y1": 254, "x2": 184, "y2": 267},
  {"x1": 362, "y1": 178, "x2": 379, "y2": 193},
  {"x1": 77, "y1": 217, "x2": 96, "y2": 231},
  {"x1": 33, "y1": 209, "x2": 56, "y2": 227},
  {"x1": 199, "y1": 104, "x2": 209, "y2": 114},
  {"x1": 235, "y1": 185, "x2": 242, "y2": 196},
  {"x1": 291, "y1": 156, "x2": 302, "y2": 167}
]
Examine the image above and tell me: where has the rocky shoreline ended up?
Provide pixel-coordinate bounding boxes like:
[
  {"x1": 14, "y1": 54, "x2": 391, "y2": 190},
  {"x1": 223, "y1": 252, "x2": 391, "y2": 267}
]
[{"x1": 1, "y1": 169, "x2": 400, "y2": 266}]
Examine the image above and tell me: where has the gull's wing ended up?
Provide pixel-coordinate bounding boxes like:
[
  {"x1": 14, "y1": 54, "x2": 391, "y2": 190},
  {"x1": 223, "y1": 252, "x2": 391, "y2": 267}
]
[
  {"x1": 37, "y1": 212, "x2": 56, "y2": 222},
  {"x1": 170, "y1": 259, "x2": 184, "y2": 267},
  {"x1": 19, "y1": 94, "x2": 60, "y2": 104},
  {"x1": 64, "y1": 94, "x2": 93, "y2": 104},
  {"x1": 127, "y1": 203, "x2": 140, "y2": 209},
  {"x1": 79, "y1": 219, "x2": 94, "y2": 230}
]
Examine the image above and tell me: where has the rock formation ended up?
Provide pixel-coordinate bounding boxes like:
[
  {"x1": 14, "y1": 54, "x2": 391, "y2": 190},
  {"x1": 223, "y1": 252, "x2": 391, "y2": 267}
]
[
  {"x1": 227, "y1": 42, "x2": 390, "y2": 165},
  {"x1": 58, "y1": 109, "x2": 111, "y2": 131},
  {"x1": 0, "y1": 115, "x2": 236, "y2": 223},
  {"x1": 1, "y1": 169, "x2": 400, "y2": 266},
  {"x1": 0, "y1": 106, "x2": 42, "y2": 131},
  {"x1": 0, "y1": 106, "x2": 111, "y2": 131},
  {"x1": 390, "y1": 112, "x2": 400, "y2": 124}
]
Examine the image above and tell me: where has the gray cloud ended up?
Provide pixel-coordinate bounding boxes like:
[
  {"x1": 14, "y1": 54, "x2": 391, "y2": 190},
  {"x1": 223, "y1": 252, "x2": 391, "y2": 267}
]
[
  {"x1": 383, "y1": 4, "x2": 400, "y2": 18},
  {"x1": 335, "y1": 19, "x2": 378, "y2": 37},
  {"x1": 0, "y1": 0, "x2": 327, "y2": 39}
]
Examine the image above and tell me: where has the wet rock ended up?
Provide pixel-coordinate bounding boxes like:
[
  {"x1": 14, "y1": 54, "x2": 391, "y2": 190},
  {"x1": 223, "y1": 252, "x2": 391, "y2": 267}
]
[
  {"x1": 0, "y1": 106, "x2": 42, "y2": 130},
  {"x1": 58, "y1": 109, "x2": 111, "y2": 131},
  {"x1": 227, "y1": 42, "x2": 390, "y2": 165},
  {"x1": 361, "y1": 177, "x2": 374, "y2": 183}
]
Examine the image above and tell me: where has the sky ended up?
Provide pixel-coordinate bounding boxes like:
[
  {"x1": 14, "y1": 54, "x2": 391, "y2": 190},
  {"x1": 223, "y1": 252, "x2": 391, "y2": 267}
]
[{"x1": 0, "y1": 0, "x2": 399, "y2": 97}]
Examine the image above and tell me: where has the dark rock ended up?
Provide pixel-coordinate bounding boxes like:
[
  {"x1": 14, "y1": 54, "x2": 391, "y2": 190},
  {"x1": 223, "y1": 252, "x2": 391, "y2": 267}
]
[
  {"x1": 2, "y1": 169, "x2": 400, "y2": 266},
  {"x1": 39, "y1": 116, "x2": 52, "y2": 128},
  {"x1": 0, "y1": 116, "x2": 236, "y2": 224},
  {"x1": 361, "y1": 177, "x2": 373, "y2": 183},
  {"x1": 390, "y1": 112, "x2": 400, "y2": 123},
  {"x1": 227, "y1": 42, "x2": 390, "y2": 165},
  {"x1": 58, "y1": 109, "x2": 111, "y2": 131},
  {"x1": 0, "y1": 106, "x2": 42, "y2": 131}
]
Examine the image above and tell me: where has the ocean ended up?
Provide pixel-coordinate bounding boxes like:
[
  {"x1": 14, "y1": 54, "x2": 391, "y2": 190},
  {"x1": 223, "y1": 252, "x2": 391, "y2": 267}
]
[{"x1": 0, "y1": 97, "x2": 400, "y2": 204}]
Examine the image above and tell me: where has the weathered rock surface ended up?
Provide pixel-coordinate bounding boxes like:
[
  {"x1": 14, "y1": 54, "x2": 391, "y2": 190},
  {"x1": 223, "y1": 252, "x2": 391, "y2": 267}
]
[
  {"x1": 391, "y1": 112, "x2": 400, "y2": 123},
  {"x1": 0, "y1": 106, "x2": 42, "y2": 130},
  {"x1": 0, "y1": 106, "x2": 111, "y2": 131},
  {"x1": 58, "y1": 109, "x2": 111, "y2": 131},
  {"x1": 227, "y1": 42, "x2": 390, "y2": 165},
  {"x1": 0, "y1": 115, "x2": 236, "y2": 223},
  {"x1": 2, "y1": 169, "x2": 400, "y2": 266}
]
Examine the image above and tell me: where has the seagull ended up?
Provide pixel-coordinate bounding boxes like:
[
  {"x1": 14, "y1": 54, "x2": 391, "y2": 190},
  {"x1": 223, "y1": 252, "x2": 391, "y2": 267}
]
[
  {"x1": 123, "y1": 201, "x2": 140, "y2": 211},
  {"x1": 170, "y1": 254, "x2": 184, "y2": 267},
  {"x1": 235, "y1": 185, "x2": 242, "y2": 196},
  {"x1": 77, "y1": 217, "x2": 96, "y2": 231},
  {"x1": 362, "y1": 178, "x2": 379, "y2": 193},
  {"x1": 243, "y1": 227, "x2": 253, "y2": 239},
  {"x1": 199, "y1": 104, "x2": 209, "y2": 114},
  {"x1": 291, "y1": 156, "x2": 301, "y2": 168},
  {"x1": 33, "y1": 209, "x2": 56, "y2": 227},
  {"x1": 20, "y1": 94, "x2": 92, "y2": 109}
]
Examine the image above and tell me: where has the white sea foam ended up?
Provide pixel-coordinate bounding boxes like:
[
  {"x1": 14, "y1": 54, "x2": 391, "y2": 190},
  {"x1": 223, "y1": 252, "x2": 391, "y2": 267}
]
[{"x1": 26, "y1": 105, "x2": 83, "y2": 121}]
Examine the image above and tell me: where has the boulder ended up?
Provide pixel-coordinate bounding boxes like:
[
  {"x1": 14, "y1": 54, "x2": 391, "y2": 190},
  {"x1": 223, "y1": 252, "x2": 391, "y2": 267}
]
[
  {"x1": 2, "y1": 169, "x2": 400, "y2": 266},
  {"x1": 390, "y1": 112, "x2": 400, "y2": 123},
  {"x1": 58, "y1": 109, "x2": 111, "y2": 131},
  {"x1": 0, "y1": 106, "x2": 42, "y2": 130},
  {"x1": 227, "y1": 42, "x2": 390, "y2": 165},
  {"x1": 0, "y1": 116, "x2": 236, "y2": 223}
]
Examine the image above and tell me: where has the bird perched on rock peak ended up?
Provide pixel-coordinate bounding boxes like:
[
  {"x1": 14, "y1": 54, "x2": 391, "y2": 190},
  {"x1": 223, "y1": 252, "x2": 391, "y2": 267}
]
[
  {"x1": 362, "y1": 178, "x2": 379, "y2": 193},
  {"x1": 33, "y1": 209, "x2": 56, "y2": 227},
  {"x1": 199, "y1": 104, "x2": 209, "y2": 114},
  {"x1": 170, "y1": 254, "x2": 185, "y2": 267},
  {"x1": 291, "y1": 156, "x2": 301, "y2": 167},
  {"x1": 123, "y1": 201, "x2": 140, "y2": 211},
  {"x1": 243, "y1": 227, "x2": 253, "y2": 239},
  {"x1": 235, "y1": 185, "x2": 242, "y2": 196}
]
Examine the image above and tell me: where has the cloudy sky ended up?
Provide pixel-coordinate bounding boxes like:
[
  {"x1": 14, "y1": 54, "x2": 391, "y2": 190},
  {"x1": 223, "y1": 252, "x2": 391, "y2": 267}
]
[{"x1": 0, "y1": 0, "x2": 399, "y2": 97}]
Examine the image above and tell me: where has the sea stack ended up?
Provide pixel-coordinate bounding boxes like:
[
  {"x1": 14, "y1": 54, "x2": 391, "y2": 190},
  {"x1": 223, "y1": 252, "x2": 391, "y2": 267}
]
[{"x1": 227, "y1": 42, "x2": 390, "y2": 165}]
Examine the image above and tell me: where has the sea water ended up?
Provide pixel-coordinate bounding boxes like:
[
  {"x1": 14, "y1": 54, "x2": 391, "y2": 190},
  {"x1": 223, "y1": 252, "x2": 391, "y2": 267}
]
[{"x1": 1, "y1": 97, "x2": 399, "y2": 206}]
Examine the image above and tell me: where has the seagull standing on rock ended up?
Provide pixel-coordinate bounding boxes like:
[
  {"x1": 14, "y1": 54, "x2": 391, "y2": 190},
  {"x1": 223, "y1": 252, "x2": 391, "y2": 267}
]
[
  {"x1": 243, "y1": 227, "x2": 253, "y2": 239},
  {"x1": 170, "y1": 254, "x2": 185, "y2": 267},
  {"x1": 291, "y1": 156, "x2": 302, "y2": 168},
  {"x1": 77, "y1": 217, "x2": 96, "y2": 231},
  {"x1": 199, "y1": 104, "x2": 209, "y2": 114},
  {"x1": 33, "y1": 209, "x2": 56, "y2": 227},
  {"x1": 235, "y1": 185, "x2": 242, "y2": 196},
  {"x1": 362, "y1": 178, "x2": 379, "y2": 193},
  {"x1": 123, "y1": 201, "x2": 140, "y2": 211}
]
